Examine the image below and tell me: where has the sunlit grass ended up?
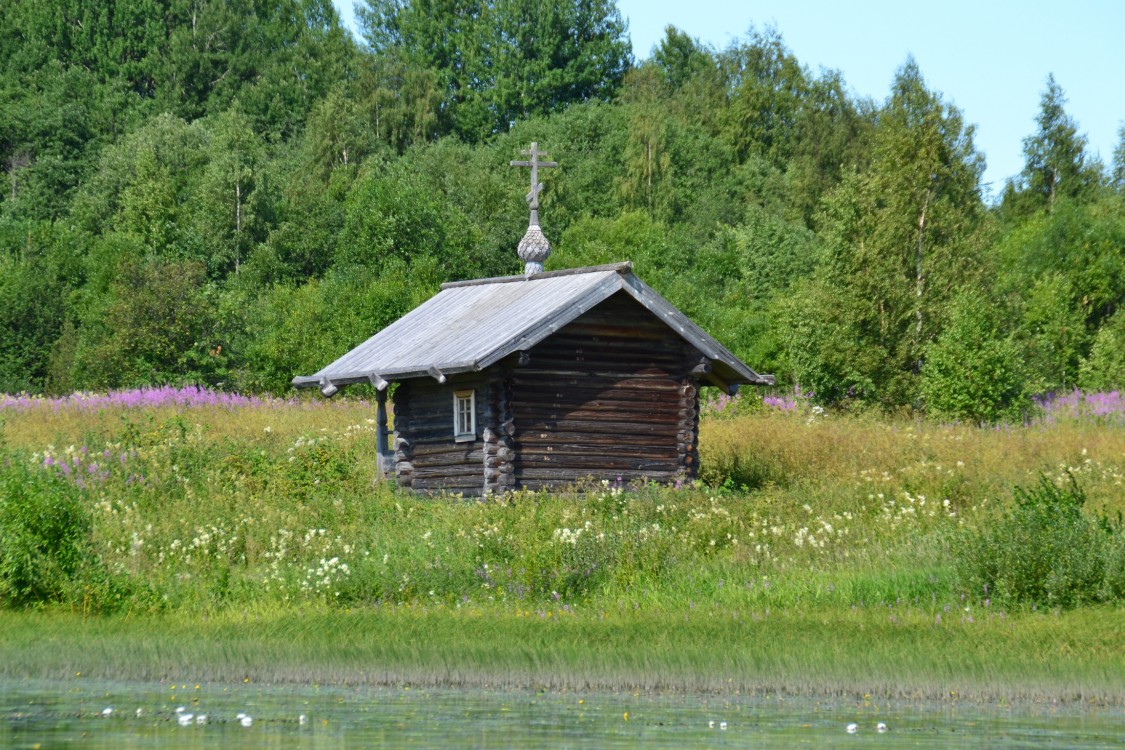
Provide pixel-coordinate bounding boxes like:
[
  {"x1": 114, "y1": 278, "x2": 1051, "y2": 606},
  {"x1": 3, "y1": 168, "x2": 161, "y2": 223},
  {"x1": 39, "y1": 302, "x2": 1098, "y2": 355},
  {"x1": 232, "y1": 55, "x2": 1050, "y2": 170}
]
[
  {"x1": 2, "y1": 606, "x2": 1121, "y2": 703},
  {"x1": 1, "y1": 388, "x2": 1123, "y2": 698}
]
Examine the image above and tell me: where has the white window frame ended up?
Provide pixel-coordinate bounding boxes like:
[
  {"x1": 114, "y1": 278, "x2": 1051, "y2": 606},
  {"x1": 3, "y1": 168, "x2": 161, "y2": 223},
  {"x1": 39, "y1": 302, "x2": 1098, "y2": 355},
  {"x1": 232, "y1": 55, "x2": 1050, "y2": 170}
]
[{"x1": 453, "y1": 389, "x2": 476, "y2": 442}]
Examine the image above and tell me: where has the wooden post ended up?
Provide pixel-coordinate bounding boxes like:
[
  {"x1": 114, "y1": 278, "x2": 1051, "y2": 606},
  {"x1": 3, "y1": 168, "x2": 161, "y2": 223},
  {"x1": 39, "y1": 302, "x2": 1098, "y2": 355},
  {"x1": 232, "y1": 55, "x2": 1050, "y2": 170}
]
[{"x1": 376, "y1": 388, "x2": 393, "y2": 480}]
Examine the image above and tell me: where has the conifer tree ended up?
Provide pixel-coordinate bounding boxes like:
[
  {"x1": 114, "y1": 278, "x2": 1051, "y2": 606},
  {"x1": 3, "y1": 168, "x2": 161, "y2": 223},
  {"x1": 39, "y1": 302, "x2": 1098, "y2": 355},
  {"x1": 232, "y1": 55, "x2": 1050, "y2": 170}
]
[{"x1": 1003, "y1": 74, "x2": 1099, "y2": 214}]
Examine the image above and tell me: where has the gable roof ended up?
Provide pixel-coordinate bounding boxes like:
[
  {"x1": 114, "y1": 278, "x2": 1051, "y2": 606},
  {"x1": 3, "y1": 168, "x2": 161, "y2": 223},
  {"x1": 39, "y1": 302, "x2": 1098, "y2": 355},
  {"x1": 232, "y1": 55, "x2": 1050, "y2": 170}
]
[{"x1": 292, "y1": 262, "x2": 774, "y2": 393}]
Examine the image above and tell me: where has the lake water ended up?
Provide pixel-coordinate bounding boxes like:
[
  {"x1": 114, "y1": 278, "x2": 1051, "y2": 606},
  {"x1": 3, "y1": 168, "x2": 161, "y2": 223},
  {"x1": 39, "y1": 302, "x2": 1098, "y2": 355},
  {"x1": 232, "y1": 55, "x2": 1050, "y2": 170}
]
[{"x1": 2, "y1": 679, "x2": 1122, "y2": 749}]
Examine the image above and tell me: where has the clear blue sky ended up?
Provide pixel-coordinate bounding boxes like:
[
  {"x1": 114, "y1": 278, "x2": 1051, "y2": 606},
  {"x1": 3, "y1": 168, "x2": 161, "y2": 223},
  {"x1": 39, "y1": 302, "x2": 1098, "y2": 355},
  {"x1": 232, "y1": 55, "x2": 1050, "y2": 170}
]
[{"x1": 332, "y1": 1, "x2": 1124, "y2": 201}]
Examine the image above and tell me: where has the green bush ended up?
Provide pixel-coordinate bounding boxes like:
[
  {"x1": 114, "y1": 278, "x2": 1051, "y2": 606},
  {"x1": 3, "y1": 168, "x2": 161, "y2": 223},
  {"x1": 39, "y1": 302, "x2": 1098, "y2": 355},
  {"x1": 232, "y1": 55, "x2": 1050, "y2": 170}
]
[
  {"x1": 0, "y1": 457, "x2": 90, "y2": 607},
  {"x1": 1103, "y1": 532, "x2": 1125, "y2": 601},
  {"x1": 1079, "y1": 309, "x2": 1125, "y2": 391},
  {"x1": 920, "y1": 291, "x2": 1028, "y2": 424},
  {"x1": 957, "y1": 474, "x2": 1121, "y2": 609}
]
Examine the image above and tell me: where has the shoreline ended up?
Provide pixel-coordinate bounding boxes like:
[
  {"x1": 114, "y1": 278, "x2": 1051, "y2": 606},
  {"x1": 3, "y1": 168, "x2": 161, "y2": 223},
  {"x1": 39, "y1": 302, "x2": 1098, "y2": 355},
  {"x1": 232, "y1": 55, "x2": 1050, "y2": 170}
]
[{"x1": 4, "y1": 607, "x2": 1123, "y2": 707}]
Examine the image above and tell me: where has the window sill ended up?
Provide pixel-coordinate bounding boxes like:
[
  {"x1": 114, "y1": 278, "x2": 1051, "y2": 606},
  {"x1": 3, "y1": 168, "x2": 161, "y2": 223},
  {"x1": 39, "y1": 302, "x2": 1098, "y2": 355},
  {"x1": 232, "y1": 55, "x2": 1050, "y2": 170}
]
[{"x1": 454, "y1": 433, "x2": 476, "y2": 443}]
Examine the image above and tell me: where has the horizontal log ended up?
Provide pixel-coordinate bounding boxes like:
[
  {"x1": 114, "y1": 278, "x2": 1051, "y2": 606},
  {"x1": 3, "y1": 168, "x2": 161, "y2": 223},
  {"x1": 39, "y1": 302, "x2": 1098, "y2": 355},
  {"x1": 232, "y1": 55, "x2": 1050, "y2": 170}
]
[
  {"x1": 514, "y1": 432, "x2": 673, "y2": 448},
  {"x1": 518, "y1": 391, "x2": 681, "y2": 410},
  {"x1": 513, "y1": 418, "x2": 678, "y2": 436},
  {"x1": 511, "y1": 386, "x2": 679, "y2": 404},
  {"x1": 539, "y1": 322, "x2": 676, "y2": 341},
  {"x1": 394, "y1": 407, "x2": 467, "y2": 426},
  {"x1": 512, "y1": 394, "x2": 679, "y2": 414},
  {"x1": 396, "y1": 396, "x2": 458, "y2": 415},
  {"x1": 516, "y1": 443, "x2": 679, "y2": 459},
  {"x1": 528, "y1": 347, "x2": 683, "y2": 365},
  {"x1": 516, "y1": 467, "x2": 683, "y2": 482},
  {"x1": 404, "y1": 427, "x2": 482, "y2": 442},
  {"x1": 513, "y1": 372, "x2": 678, "y2": 388},
  {"x1": 513, "y1": 397, "x2": 680, "y2": 416},
  {"x1": 516, "y1": 454, "x2": 679, "y2": 471},
  {"x1": 556, "y1": 318, "x2": 670, "y2": 336},
  {"x1": 517, "y1": 407, "x2": 681, "y2": 424},
  {"x1": 410, "y1": 464, "x2": 485, "y2": 480},
  {"x1": 413, "y1": 451, "x2": 485, "y2": 469},
  {"x1": 410, "y1": 442, "x2": 485, "y2": 459},
  {"x1": 515, "y1": 405, "x2": 681, "y2": 425},
  {"x1": 523, "y1": 360, "x2": 680, "y2": 379}
]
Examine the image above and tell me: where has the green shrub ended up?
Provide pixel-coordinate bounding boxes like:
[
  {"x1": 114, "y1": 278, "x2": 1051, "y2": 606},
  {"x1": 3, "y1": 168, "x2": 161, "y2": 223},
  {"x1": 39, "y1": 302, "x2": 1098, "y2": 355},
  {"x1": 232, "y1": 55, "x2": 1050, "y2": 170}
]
[
  {"x1": 0, "y1": 458, "x2": 90, "y2": 607},
  {"x1": 957, "y1": 474, "x2": 1120, "y2": 609},
  {"x1": 919, "y1": 291, "x2": 1028, "y2": 424},
  {"x1": 1103, "y1": 532, "x2": 1125, "y2": 601},
  {"x1": 1079, "y1": 309, "x2": 1125, "y2": 391}
]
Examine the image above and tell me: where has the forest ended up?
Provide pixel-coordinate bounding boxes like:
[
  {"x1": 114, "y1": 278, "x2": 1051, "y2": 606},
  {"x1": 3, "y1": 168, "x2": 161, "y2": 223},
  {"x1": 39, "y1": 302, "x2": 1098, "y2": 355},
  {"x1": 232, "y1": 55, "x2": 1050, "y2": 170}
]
[{"x1": 2, "y1": 0, "x2": 1123, "y2": 422}]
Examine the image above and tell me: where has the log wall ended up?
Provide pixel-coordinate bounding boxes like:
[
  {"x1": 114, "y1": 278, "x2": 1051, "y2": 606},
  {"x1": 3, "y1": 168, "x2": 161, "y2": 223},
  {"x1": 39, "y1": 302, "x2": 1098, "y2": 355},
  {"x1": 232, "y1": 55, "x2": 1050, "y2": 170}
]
[
  {"x1": 392, "y1": 375, "x2": 492, "y2": 495},
  {"x1": 511, "y1": 292, "x2": 700, "y2": 491}
]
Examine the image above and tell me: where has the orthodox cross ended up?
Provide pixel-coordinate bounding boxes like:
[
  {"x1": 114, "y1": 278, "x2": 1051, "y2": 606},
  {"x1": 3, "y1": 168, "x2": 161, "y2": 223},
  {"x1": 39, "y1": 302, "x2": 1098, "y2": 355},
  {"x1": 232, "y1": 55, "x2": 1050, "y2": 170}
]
[
  {"x1": 510, "y1": 142, "x2": 557, "y2": 222},
  {"x1": 510, "y1": 143, "x2": 558, "y2": 275}
]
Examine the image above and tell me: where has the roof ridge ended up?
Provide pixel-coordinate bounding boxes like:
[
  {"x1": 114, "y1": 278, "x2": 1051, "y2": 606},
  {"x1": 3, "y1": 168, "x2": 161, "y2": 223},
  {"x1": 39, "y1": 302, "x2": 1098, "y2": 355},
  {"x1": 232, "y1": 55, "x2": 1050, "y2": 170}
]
[{"x1": 440, "y1": 261, "x2": 633, "y2": 289}]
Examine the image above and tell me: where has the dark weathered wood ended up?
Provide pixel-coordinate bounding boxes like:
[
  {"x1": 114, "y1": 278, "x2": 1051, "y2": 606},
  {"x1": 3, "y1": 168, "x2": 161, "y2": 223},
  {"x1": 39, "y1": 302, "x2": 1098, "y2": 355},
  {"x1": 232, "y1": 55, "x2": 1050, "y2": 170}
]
[
  {"x1": 510, "y1": 443, "x2": 678, "y2": 459},
  {"x1": 516, "y1": 405, "x2": 681, "y2": 424},
  {"x1": 541, "y1": 331, "x2": 680, "y2": 348},
  {"x1": 505, "y1": 293, "x2": 695, "y2": 490},
  {"x1": 514, "y1": 431, "x2": 674, "y2": 447},
  {"x1": 388, "y1": 291, "x2": 712, "y2": 494},
  {"x1": 530, "y1": 335, "x2": 682, "y2": 353},
  {"x1": 408, "y1": 441, "x2": 485, "y2": 458},
  {"x1": 517, "y1": 468, "x2": 682, "y2": 482},
  {"x1": 526, "y1": 356, "x2": 681, "y2": 376},
  {"x1": 406, "y1": 449, "x2": 486, "y2": 468},
  {"x1": 517, "y1": 454, "x2": 679, "y2": 471},
  {"x1": 390, "y1": 375, "x2": 491, "y2": 492},
  {"x1": 516, "y1": 418, "x2": 680, "y2": 436},
  {"x1": 508, "y1": 384, "x2": 681, "y2": 404},
  {"x1": 516, "y1": 395, "x2": 680, "y2": 412},
  {"x1": 676, "y1": 378, "x2": 700, "y2": 479},
  {"x1": 411, "y1": 463, "x2": 488, "y2": 480}
]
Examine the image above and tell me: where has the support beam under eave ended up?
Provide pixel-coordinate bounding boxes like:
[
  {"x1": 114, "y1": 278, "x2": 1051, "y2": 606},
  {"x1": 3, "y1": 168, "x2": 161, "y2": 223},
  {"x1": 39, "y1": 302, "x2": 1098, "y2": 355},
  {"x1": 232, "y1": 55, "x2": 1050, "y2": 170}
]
[{"x1": 376, "y1": 389, "x2": 394, "y2": 480}]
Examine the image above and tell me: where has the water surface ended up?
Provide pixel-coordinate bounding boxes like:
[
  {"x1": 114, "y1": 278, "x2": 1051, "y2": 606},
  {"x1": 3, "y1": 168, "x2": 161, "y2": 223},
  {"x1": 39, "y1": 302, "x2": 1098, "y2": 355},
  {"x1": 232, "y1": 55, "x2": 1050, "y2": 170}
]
[{"x1": 2, "y1": 679, "x2": 1121, "y2": 748}]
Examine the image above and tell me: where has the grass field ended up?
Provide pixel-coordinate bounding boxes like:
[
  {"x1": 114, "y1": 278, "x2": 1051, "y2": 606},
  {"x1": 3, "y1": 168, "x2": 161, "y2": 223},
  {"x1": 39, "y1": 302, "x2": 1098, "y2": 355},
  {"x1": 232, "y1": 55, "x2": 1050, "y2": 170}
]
[
  {"x1": 1, "y1": 387, "x2": 1123, "y2": 701},
  {"x1": 2, "y1": 605, "x2": 1122, "y2": 703}
]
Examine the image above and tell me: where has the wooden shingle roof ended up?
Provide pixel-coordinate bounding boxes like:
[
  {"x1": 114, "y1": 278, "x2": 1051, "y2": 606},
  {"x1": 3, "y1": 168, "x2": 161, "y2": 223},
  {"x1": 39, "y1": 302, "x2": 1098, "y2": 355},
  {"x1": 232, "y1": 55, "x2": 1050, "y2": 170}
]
[{"x1": 292, "y1": 262, "x2": 773, "y2": 393}]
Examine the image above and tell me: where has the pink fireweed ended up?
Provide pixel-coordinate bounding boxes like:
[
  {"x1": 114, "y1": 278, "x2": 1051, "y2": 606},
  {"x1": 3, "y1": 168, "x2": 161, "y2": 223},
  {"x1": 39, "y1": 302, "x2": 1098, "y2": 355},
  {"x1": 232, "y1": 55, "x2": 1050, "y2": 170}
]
[
  {"x1": 36, "y1": 445, "x2": 143, "y2": 490},
  {"x1": 1033, "y1": 390, "x2": 1124, "y2": 424},
  {"x1": 1, "y1": 386, "x2": 365, "y2": 412},
  {"x1": 702, "y1": 385, "x2": 812, "y2": 417}
]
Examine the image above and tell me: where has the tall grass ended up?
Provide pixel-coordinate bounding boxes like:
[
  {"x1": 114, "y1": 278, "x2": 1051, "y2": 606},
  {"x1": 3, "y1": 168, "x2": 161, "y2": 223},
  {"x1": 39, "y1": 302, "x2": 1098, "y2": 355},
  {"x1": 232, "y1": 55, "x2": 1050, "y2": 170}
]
[
  {"x1": 1, "y1": 387, "x2": 1122, "y2": 614},
  {"x1": 2, "y1": 606, "x2": 1122, "y2": 702},
  {"x1": 1, "y1": 387, "x2": 1123, "y2": 697}
]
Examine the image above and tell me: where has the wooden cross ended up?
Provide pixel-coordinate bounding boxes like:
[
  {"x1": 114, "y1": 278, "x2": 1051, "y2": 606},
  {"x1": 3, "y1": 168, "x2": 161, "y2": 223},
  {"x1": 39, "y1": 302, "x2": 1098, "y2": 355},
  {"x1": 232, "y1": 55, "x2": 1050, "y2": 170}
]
[{"x1": 510, "y1": 142, "x2": 557, "y2": 211}]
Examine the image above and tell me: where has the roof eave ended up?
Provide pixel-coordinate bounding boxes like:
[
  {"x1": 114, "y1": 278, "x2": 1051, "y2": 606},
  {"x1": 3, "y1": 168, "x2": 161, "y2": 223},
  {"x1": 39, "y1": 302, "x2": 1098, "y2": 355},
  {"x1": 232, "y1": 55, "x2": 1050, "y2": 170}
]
[{"x1": 292, "y1": 361, "x2": 485, "y2": 391}]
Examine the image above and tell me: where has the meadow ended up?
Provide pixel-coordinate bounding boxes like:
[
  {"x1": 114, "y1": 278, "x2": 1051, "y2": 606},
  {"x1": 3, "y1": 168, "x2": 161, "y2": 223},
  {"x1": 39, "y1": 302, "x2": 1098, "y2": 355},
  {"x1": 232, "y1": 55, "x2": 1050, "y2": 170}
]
[{"x1": 1, "y1": 387, "x2": 1123, "y2": 702}]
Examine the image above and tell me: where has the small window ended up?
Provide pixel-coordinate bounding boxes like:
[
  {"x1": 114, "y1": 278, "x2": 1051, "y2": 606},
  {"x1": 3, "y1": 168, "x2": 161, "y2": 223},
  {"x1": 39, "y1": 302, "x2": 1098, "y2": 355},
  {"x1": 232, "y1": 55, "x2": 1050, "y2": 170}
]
[{"x1": 453, "y1": 389, "x2": 476, "y2": 441}]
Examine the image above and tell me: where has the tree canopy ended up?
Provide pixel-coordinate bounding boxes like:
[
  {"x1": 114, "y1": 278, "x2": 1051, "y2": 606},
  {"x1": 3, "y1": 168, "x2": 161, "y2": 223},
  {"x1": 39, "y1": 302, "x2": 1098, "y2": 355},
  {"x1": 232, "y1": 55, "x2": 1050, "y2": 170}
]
[{"x1": 1, "y1": 2, "x2": 1122, "y2": 416}]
